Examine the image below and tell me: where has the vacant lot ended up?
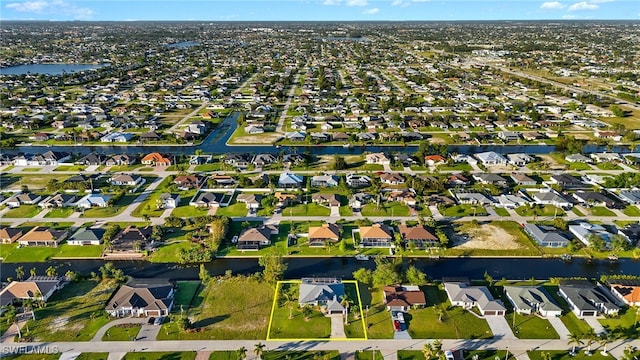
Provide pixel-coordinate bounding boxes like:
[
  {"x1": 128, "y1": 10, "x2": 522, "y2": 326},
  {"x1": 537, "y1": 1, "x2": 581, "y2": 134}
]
[{"x1": 452, "y1": 223, "x2": 522, "y2": 250}]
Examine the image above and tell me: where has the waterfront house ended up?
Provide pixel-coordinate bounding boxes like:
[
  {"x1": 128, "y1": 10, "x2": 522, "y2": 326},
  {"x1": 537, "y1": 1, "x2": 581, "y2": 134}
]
[
  {"x1": 523, "y1": 223, "x2": 570, "y2": 247},
  {"x1": 607, "y1": 280, "x2": 640, "y2": 307},
  {"x1": 503, "y1": 286, "x2": 562, "y2": 317},
  {"x1": 141, "y1": 152, "x2": 171, "y2": 167},
  {"x1": 569, "y1": 222, "x2": 615, "y2": 248},
  {"x1": 106, "y1": 278, "x2": 174, "y2": 317},
  {"x1": 559, "y1": 281, "x2": 619, "y2": 317},
  {"x1": 298, "y1": 278, "x2": 345, "y2": 315},
  {"x1": 76, "y1": 153, "x2": 104, "y2": 166},
  {"x1": 18, "y1": 226, "x2": 68, "y2": 247},
  {"x1": 444, "y1": 281, "x2": 506, "y2": 316},
  {"x1": 68, "y1": 227, "x2": 105, "y2": 246},
  {"x1": 0, "y1": 276, "x2": 66, "y2": 307},
  {"x1": 565, "y1": 154, "x2": 592, "y2": 163},
  {"x1": 366, "y1": 152, "x2": 390, "y2": 165},
  {"x1": 475, "y1": 151, "x2": 508, "y2": 166},
  {"x1": 105, "y1": 154, "x2": 137, "y2": 166},
  {"x1": 308, "y1": 223, "x2": 342, "y2": 247},
  {"x1": 237, "y1": 225, "x2": 278, "y2": 250},
  {"x1": 0, "y1": 227, "x2": 23, "y2": 244},
  {"x1": 111, "y1": 226, "x2": 153, "y2": 252},
  {"x1": 383, "y1": 285, "x2": 427, "y2": 312},
  {"x1": 507, "y1": 153, "x2": 534, "y2": 166},
  {"x1": 398, "y1": 224, "x2": 438, "y2": 249},
  {"x1": 358, "y1": 224, "x2": 393, "y2": 248}
]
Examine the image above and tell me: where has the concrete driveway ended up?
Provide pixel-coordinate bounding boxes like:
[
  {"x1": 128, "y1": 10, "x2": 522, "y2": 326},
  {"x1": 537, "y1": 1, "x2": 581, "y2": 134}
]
[
  {"x1": 547, "y1": 316, "x2": 570, "y2": 339},
  {"x1": 583, "y1": 317, "x2": 606, "y2": 334},
  {"x1": 137, "y1": 324, "x2": 161, "y2": 341},
  {"x1": 485, "y1": 316, "x2": 516, "y2": 339},
  {"x1": 330, "y1": 315, "x2": 346, "y2": 338}
]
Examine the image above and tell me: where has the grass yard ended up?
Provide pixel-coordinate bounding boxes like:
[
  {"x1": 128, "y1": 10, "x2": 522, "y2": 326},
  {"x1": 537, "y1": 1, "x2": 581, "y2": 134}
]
[
  {"x1": 194, "y1": 163, "x2": 221, "y2": 172},
  {"x1": 588, "y1": 207, "x2": 616, "y2": 217},
  {"x1": 595, "y1": 162, "x2": 622, "y2": 171},
  {"x1": 282, "y1": 203, "x2": 331, "y2": 217},
  {"x1": 53, "y1": 244, "x2": 103, "y2": 258},
  {"x1": 339, "y1": 205, "x2": 354, "y2": 216},
  {"x1": 358, "y1": 284, "x2": 394, "y2": 339},
  {"x1": 567, "y1": 162, "x2": 592, "y2": 170},
  {"x1": 494, "y1": 207, "x2": 510, "y2": 216},
  {"x1": 103, "y1": 324, "x2": 142, "y2": 341},
  {"x1": 528, "y1": 351, "x2": 611, "y2": 360},
  {"x1": 622, "y1": 206, "x2": 640, "y2": 217},
  {"x1": 158, "y1": 276, "x2": 273, "y2": 340},
  {"x1": 262, "y1": 351, "x2": 340, "y2": 360},
  {"x1": 2, "y1": 245, "x2": 60, "y2": 262},
  {"x1": 54, "y1": 165, "x2": 86, "y2": 172},
  {"x1": 76, "y1": 354, "x2": 108, "y2": 360},
  {"x1": 572, "y1": 207, "x2": 585, "y2": 216},
  {"x1": 123, "y1": 352, "x2": 196, "y2": 360},
  {"x1": 406, "y1": 285, "x2": 493, "y2": 339},
  {"x1": 343, "y1": 282, "x2": 366, "y2": 338},
  {"x1": 3, "y1": 205, "x2": 43, "y2": 218},
  {"x1": 442, "y1": 204, "x2": 488, "y2": 217},
  {"x1": 44, "y1": 207, "x2": 75, "y2": 218},
  {"x1": 269, "y1": 282, "x2": 331, "y2": 339},
  {"x1": 174, "y1": 281, "x2": 201, "y2": 308},
  {"x1": 2, "y1": 355, "x2": 60, "y2": 360},
  {"x1": 543, "y1": 285, "x2": 593, "y2": 336},
  {"x1": 361, "y1": 202, "x2": 410, "y2": 217},
  {"x1": 150, "y1": 241, "x2": 192, "y2": 262},
  {"x1": 2, "y1": 174, "x2": 60, "y2": 190},
  {"x1": 28, "y1": 280, "x2": 118, "y2": 341},
  {"x1": 515, "y1": 204, "x2": 565, "y2": 217},
  {"x1": 216, "y1": 202, "x2": 249, "y2": 217},
  {"x1": 505, "y1": 312, "x2": 559, "y2": 339},
  {"x1": 171, "y1": 205, "x2": 210, "y2": 218},
  {"x1": 598, "y1": 306, "x2": 640, "y2": 338}
]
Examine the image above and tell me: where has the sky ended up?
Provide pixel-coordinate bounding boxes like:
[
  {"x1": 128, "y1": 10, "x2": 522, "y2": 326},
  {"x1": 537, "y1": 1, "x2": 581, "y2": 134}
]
[{"x1": 1, "y1": 0, "x2": 639, "y2": 21}]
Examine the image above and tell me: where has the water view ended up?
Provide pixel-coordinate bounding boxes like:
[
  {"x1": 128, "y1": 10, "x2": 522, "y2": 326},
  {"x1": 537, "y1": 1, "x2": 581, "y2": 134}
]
[{"x1": 0, "y1": 63, "x2": 109, "y2": 76}]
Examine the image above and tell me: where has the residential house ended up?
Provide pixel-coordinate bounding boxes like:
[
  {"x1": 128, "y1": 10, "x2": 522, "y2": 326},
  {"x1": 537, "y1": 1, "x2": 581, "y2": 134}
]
[
  {"x1": 503, "y1": 286, "x2": 562, "y2": 317},
  {"x1": 159, "y1": 193, "x2": 180, "y2": 209},
  {"x1": 366, "y1": 152, "x2": 390, "y2": 165},
  {"x1": 379, "y1": 173, "x2": 405, "y2": 185},
  {"x1": 68, "y1": 227, "x2": 105, "y2": 246},
  {"x1": 298, "y1": 278, "x2": 345, "y2": 315},
  {"x1": 274, "y1": 192, "x2": 300, "y2": 207},
  {"x1": 617, "y1": 224, "x2": 640, "y2": 246},
  {"x1": 6, "y1": 193, "x2": 42, "y2": 208},
  {"x1": 237, "y1": 193, "x2": 262, "y2": 210},
  {"x1": 495, "y1": 194, "x2": 529, "y2": 209},
  {"x1": 591, "y1": 152, "x2": 622, "y2": 163},
  {"x1": 190, "y1": 192, "x2": 223, "y2": 208},
  {"x1": 349, "y1": 193, "x2": 371, "y2": 211},
  {"x1": 310, "y1": 174, "x2": 339, "y2": 187},
  {"x1": 109, "y1": 174, "x2": 143, "y2": 187},
  {"x1": 236, "y1": 225, "x2": 278, "y2": 250},
  {"x1": 444, "y1": 281, "x2": 506, "y2": 316},
  {"x1": 475, "y1": 151, "x2": 508, "y2": 166},
  {"x1": 224, "y1": 153, "x2": 250, "y2": 169},
  {"x1": 244, "y1": 125, "x2": 264, "y2": 134},
  {"x1": 308, "y1": 223, "x2": 342, "y2": 247},
  {"x1": 386, "y1": 189, "x2": 417, "y2": 207},
  {"x1": 452, "y1": 191, "x2": 493, "y2": 205},
  {"x1": 278, "y1": 173, "x2": 303, "y2": 188},
  {"x1": 0, "y1": 276, "x2": 65, "y2": 307},
  {"x1": 447, "y1": 173, "x2": 470, "y2": 186},
  {"x1": 106, "y1": 278, "x2": 174, "y2": 317},
  {"x1": 383, "y1": 285, "x2": 427, "y2": 312},
  {"x1": 573, "y1": 191, "x2": 624, "y2": 209},
  {"x1": 40, "y1": 151, "x2": 71, "y2": 165},
  {"x1": 569, "y1": 222, "x2": 615, "y2": 248},
  {"x1": 619, "y1": 191, "x2": 640, "y2": 205},
  {"x1": 76, "y1": 193, "x2": 112, "y2": 208},
  {"x1": 189, "y1": 155, "x2": 213, "y2": 165},
  {"x1": 282, "y1": 154, "x2": 305, "y2": 167},
  {"x1": 607, "y1": 280, "x2": 640, "y2": 307},
  {"x1": 285, "y1": 131, "x2": 306, "y2": 142},
  {"x1": 559, "y1": 281, "x2": 620, "y2": 317},
  {"x1": 358, "y1": 224, "x2": 393, "y2": 248},
  {"x1": 346, "y1": 173, "x2": 370, "y2": 188},
  {"x1": 532, "y1": 190, "x2": 573, "y2": 208},
  {"x1": 311, "y1": 193, "x2": 340, "y2": 208},
  {"x1": 549, "y1": 174, "x2": 585, "y2": 189},
  {"x1": 141, "y1": 152, "x2": 171, "y2": 167},
  {"x1": 565, "y1": 154, "x2": 592, "y2": 163},
  {"x1": 523, "y1": 224, "x2": 570, "y2": 247},
  {"x1": 209, "y1": 175, "x2": 235, "y2": 187},
  {"x1": 473, "y1": 173, "x2": 508, "y2": 187},
  {"x1": 424, "y1": 155, "x2": 447, "y2": 166},
  {"x1": 76, "y1": 153, "x2": 104, "y2": 166},
  {"x1": 39, "y1": 193, "x2": 77, "y2": 209},
  {"x1": 510, "y1": 173, "x2": 537, "y2": 186},
  {"x1": 507, "y1": 153, "x2": 534, "y2": 167},
  {"x1": 174, "y1": 175, "x2": 203, "y2": 190},
  {"x1": 498, "y1": 131, "x2": 520, "y2": 142},
  {"x1": 398, "y1": 224, "x2": 438, "y2": 249},
  {"x1": 252, "y1": 153, "x2": 277, "y2": 167},
  {"x1": 100, "y1": 132, "x2": 134, "y2": 143},
  {"x1": 18, "y1": 226, "x2": 68, "y2": 247},
  {"x1": 111, "y1": 226, "x2": 153, "y2": 252},
  {"x1": 0, "y1": 227, "x2": 23, "y2": 244},
  {"x1": 139, "y1": 131, "x2": 162, "y2": 142},
  {"x1": 105, "y1": 154, "x2": 137, "y2": 166}
]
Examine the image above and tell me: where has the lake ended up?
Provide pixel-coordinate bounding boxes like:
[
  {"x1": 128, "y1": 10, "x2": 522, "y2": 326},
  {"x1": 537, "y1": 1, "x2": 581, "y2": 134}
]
[
  {"x1": 167, "y1": 41, "x2": 200, "y2": 48},
  {"x1": 0, "y1": 63, "x2": 109, "y2": 76}
]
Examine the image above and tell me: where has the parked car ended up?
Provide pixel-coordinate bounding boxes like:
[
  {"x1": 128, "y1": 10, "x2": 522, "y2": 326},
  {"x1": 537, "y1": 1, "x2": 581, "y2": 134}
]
[
  {"x1": 147, "y1": 317, "x2": 155, "y2": 325},
  {"x1": 393, "y1": 320, "x2": 401, "y2": 331},
  {"x1": 153, "y1": 317, "x2": 164, "y2": 325}
]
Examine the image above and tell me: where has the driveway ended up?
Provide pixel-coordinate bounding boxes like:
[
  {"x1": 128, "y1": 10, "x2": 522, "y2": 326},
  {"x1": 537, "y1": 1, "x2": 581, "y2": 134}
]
[
  {"x1": 330, "y1": 315, "x2": 346, "y2": 338},
  {"x1": 583, "y1": 317, "x2": 606, "y2": 334},
  {"x1": 485, "y1": 315, "x2": 516, "y2": 339},
  {"x1": 137, "y1": 324, "x2": 161, "y2": 341},
  {"x1": 91, "y1": 317, "x2": 150, "y2": 342},
  {"x1": 547, "y1": 316, "x2": 570, "y2": 339},
  {"x1": 330, "y1": 206, "x2": 340, "y2": 217}
]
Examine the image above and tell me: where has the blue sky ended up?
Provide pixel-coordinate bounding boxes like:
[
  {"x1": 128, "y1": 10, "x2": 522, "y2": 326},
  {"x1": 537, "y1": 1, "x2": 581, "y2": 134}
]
[{"x1": 2, "y1": 0, "x2": 638, "y2": 21}]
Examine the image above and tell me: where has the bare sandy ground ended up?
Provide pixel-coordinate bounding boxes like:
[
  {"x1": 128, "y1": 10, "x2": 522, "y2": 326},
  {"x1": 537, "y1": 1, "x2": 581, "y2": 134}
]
[
  {"x1": 452, "y1": 224, "x2": 522, "y2": 250},
  {"x1": 229, "y1": 134, "x2": 283, "y2": 144}
]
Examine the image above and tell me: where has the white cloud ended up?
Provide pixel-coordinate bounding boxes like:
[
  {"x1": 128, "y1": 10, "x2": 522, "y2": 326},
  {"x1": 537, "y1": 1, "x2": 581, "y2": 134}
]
[
  {"x1": 5, "y1": 0, "x2": 94, "y2": 19},
  {"x1": 323, "y1": 0, "x2": 342, "y2": 5},
  {"x1": 589, "y1": 0, "x2": 613, "y2": 3},
  {"x1": 391, "y1": 0, "x2": 411, "y2": 7},
  {"x1": 347, "y1": 0, "x2": 368, "y2": 6},
  {"x1": 362, "y1": 7, "x2": 379, "y2": 14},
  {"x1": 562, "y1": 14, "x2": 577, "y2": 18},
  {"x1": 412, "y1": 0, "x2": 431, "y2": 2},
  {"x1": 540, "y1": 1, "x2": 566, "y2": 9},
  {"x1": 567, "y1": 1, "x2": 599, "y2": 11}
]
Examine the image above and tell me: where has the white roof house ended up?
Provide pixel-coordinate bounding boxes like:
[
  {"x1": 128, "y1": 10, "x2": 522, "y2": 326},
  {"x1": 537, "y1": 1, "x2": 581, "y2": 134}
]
[
  {"x1": 76, "y1": 194, "x2": 112, "y2": 208},
  {"x1": 475, "y1": 151, "x2": 508, "y2": 166}
]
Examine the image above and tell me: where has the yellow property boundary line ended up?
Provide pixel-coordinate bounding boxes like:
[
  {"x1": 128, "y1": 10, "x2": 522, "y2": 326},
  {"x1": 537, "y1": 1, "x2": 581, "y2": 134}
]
[{"x1": 266, "y1": 280, "x2": 368, "y2": 341}]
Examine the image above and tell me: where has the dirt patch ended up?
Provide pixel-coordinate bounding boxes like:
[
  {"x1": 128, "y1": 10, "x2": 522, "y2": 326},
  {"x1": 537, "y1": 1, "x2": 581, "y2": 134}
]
[
  {"x1": 229, "y1": 134, "x2": 282, "y2": 144},
  {"x1": 49, "y1": 316, "x2": 69, "y2": 332},
  {"x1": 452, "y1": 224, "x2": 522, "y2": 250}
]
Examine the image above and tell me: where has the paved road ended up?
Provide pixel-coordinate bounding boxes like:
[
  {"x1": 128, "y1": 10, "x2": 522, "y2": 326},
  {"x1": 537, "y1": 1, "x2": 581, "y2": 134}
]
[
  {"x1": 275, "y1": 79, "x2": 298, "y2": 134},
  {"x1": 3, "y1": 338, "x2": 640, "y2": 359}
]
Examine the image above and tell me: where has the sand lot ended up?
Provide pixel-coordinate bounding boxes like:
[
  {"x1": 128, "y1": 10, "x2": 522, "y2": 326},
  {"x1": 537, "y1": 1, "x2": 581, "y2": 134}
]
[{"x1": 452, "y1": 224, "x2": 522, "y2": 250}]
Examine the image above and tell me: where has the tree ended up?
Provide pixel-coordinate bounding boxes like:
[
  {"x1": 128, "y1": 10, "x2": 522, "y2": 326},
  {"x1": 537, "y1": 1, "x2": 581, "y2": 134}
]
[
  {"x1": 333, "y1": 155, "x2": 347, "y2": 170},
  {"x1": 588, "y1": 235, "x2": 606, "y2": 252},
  {"x1": 353, "y1": 268, "x2": 374, "y2": 287},
  {"x1": 372, "y1": 258, "x2": 402, "y2": 287},
  {"x1": 237, "y1": 347, "x2": 248, "y2": 360},
  {"x1": 254, "y1": 342, "x2": 266, "y2": 360},
  {"x1": 29, "y1": 267, "x2": 37, "y2": 277},
  {"x1": 259, "y1": 254, "x2": 287, "y2": 284},
  {"x1": 281, "y1": 286, "x2": 297, "y2": 320},
  {"x1": 610, "y1": 105, "x2": 625, "y2": 117},
  {"x1": 568, "y1": 332, "x2": 583, "y2": 355},
  {"x1": 199, "y1": 264, "x2": 211, "y2": 283},
  {"x1": 142, "y1": 214, "x2": 151, "y2": 224},
  {"x1": 423, "y1": 343, "x2": 434, "y2": 360},
  {"x1": 15, "y1": 266, "x2": 24, "y2": 281},
  {"x1": 5, "y1": 306, "x2": 21, "y2": 339},
  {"x1": 584, "y1": 329, "x2": 597, "y2": 355},
  {"x1": 553, "y1": 217, "x2": 568, "y2": 231},
  {"x1": 484, "y1": 270, "x2": 494, "y2": 287},
  {"x1": 302, "y1": 305, "x2": 313, "y2": 320},
  {"x1": 340, "y1": 294, "x2": 354, "y2": 325},
  {"x1": 598, "y1": 333, "x2": 611, "y2": 355},
  {"x1": 436, "y1": 305, "x2": 445, "y2": 323},
  {"x1": 176, "y1": 316, "x2": 191, "y2": 331},
  {"x1": 46, "y1": 266, "x2": 57, "y2": 277},
  {"x1": 405, "y1": 266, "x2": 427, "y2": 285}
]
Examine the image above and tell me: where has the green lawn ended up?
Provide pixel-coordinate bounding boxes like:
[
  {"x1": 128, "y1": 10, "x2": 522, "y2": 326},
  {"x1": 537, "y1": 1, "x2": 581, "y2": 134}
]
[
  {"x1": 174, "y1": 281, "x2": 201, "y2": 307},
  {"x1": 150, "y1": 241, "x2": 192, "y2": 262},
  {"x1": 437, "y1": 163, "x2": 473, "y2": 171},
  {"x1": 494, "y1": 207, "x2": 510, "y2": 216},
  {"x1": 588, "y1": 207, "x2": 616, "y2": 216},
  {"x1": 158, "y1": 276, "x2": 273, "y2": 340},
  {"x1": 54, "y1": 165, "x2": 86, "y2": 172},
  {"x1": 339, "y1": 205, "x2": 354, "y2": 216},
  {"x1": 171, "y1": 205, "x2": 210, "y2": 218},
  {"x1": 515, "y1": 205, "x2": 565, "y2": 217},
  {"x1": 2, "y1": 245, "x2": 60, "y2": 262},
  {"x1": 442, "y1": 204, "x2": 488, "y2": 217},
  {"x1": 343, "y1": 282, "x2": 366, "y2": 338},
  {"x1": 103, "y1": 324, "x2": 141, "y2": 341},
  {"x1": 123, "y1": 352, "x2": 196, "y2": 360},
  {"x1": 595, "y1": 162, "x2": 622, "y2": 171},
  {"x1": 528, "y1": 351, "x2": 611, "y2": 360},
  {"x1": 216, "y1": 202, "x2": 249, "y2": 217},
  {"x1": 572, "y1": 207, "x2": 585, "y2": 216},
  {"x1": 598, "y1": 306, "x2": 640, "y2": 338},
  {"x1": 269, "y1": 298, "x2": 331, "y2": 339},
  {"x1": 108, "y1": 164, "x2": 144, "y2": 172},
  {"x1": 44, "y1": 207, "x2": 75, "y2": 218},
  {"x1": 543, "y1": 285, "x2": 593, "y2": 336},
  {"x1": 27, "y1": 280, "x2": 118, "y2": 341},
  {"x1": 361, "y1": 202, "x2": 410, "y2": 217},
  {"x1": 76, "y1": 353, "x2": 108, "y2": 360},
  {"x1": 262, "y1": 351, "x2": 340, "y2": 360},
  {"x1": 406, "y1": 285, "x2": 493, "y2": 339},
  {"x1": 4, "y1": 205, "x2": 43, "y2": 218},
  {"x1": 358, "y1": 285, "x2": 393, "y2": 339},
  {"x1": 622, "y1": 206, "x2": 640, "y2": 217},
  {"x1": 53, "y1": 244, "x2": 103, "y2": 258},
  {"x1": 194, "y1": 163, "x2": 221, "y2": 172},
  {"x1": 505, "y1": 312, "x2": 559, "y2": 339},
  {"x1": 2, "y1": 355, "x2": 60, "y2": 360},
  {"x1": 283, "y1": 203, "x2": 331, "y2": 217}
]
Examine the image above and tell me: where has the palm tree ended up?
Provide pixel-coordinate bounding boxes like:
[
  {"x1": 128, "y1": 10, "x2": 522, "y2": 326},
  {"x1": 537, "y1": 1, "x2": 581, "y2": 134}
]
[
  {"x1": 15, "y1": 266, "x2": 24, "y2": 281},
  {"x1": 340, "y1": 294, "x2": 354, "y2": 325},
  {"x1": 45, "y1": 266, "x2": 57, "y2": 277},
  {"x1": 302, "y1": 305, "x2": 313, "y2": 321},
  {"x1": 236, "y1": 346, "x2": 247, "y2": 360},
  {"x1": 29, "y1": 267, "x2": 37, "y2": 277},
  {"x1": 5, "y1": 306, "x2": 21, "y2": 339},
  {"x1": 598, "y1": 333, "x2": 611, "y2": 355},
  {"x1": 254, "y1": 342, "x2": 266, "y2": 360},
  {"x1": 584, "y1": 329, "x2": 597, "y2": 355},
  {"x1": 568, "y1": 332, "x2": 583, "y2": 355},
  {"x1": 422, "y1": 343, "x2": 434, "y2": 360},
  {"x1": 282, "y1": 289, "x2": 297, "y2": 320},
  {"x1": 436, "y1": 306, "x2": 445, "y2": 323}
]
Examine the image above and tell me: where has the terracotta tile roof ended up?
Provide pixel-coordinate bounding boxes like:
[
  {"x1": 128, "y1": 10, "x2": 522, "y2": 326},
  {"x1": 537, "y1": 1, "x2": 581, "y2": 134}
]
[{"x1": 308, "y1": 224, "x2": 341, "y2": 240}]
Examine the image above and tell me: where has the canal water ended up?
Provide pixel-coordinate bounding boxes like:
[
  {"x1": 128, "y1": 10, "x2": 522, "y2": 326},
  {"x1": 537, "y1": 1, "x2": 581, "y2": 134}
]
[{"x1": 0, "y1": 63, "x2": 109, "y2": 76}]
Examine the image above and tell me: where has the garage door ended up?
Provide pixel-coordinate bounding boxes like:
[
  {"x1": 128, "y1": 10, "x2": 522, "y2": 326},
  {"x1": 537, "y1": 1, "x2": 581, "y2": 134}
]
[
  {"x1": 484, "y1": 311, "x2": 496, "y2": 315},
  {"x1": 146, "y1": 310, "x2": 160, "y2": 317},
  {"x1": 582, "y1": 311, "x2": 596, "y2": 317}
]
